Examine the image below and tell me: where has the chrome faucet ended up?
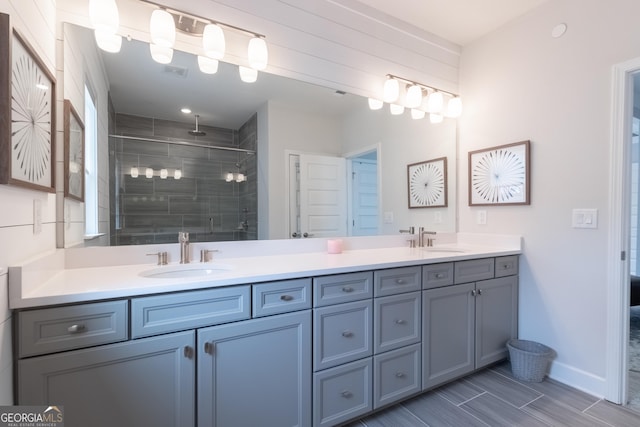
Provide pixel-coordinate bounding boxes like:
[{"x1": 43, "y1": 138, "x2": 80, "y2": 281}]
[
  {"x1": 418, "y1": 227, "x2": 437, "y2": 247},
  {"x1": 179, "y1": 232, "x2": 190, "y2": 264}
]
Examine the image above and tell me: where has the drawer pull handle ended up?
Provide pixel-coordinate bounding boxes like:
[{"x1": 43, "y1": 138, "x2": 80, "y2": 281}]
[
  {"x1": 395, "y1": 319, "x2": 406, "y2": 325},
  {"x1": 340, "y1": 390, "x2": 352, "y2": 398},
  {"x1": 501, "y1": 264, "x2": 511, "y2": 270},
  {"x1": 67, "y1": 324, "x2": 85, "y2": 334},
  {"x1": 435, "y1": 273, "x2": 444, "y2": 279},
  {"x1": 204, "y1": 342, "x2": 214, "y2": 355},
  {"x1": 395, "y1": 372, "x2": 405, "y2": 378},
  {"x1": 342, "y1": 330, "x2": 354, "y2": 338},
  {"x1": 280, "y1": 295, "x2": 294, "y2": 301},
  {"x1": 395, "y1": 279, "x2": 405, "y2": 284},
  {"x1": 342, "y1": 287, "x2": 354, "y2": 293},
  {"x1": 184, "y1": 346, "x2": 194, "y2": 359}
]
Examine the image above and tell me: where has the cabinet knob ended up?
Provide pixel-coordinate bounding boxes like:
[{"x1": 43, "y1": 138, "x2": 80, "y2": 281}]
[
  {"x1": 395, "y1": 372, "x2": 405, "y2": 378},
  {"x1": 184, "y1": 346, "x2": 194, "y2": 359},
  {"x1": 204, "y1": 342, "x2": 214, "y2": 355},
  {"x1": 340, "y1": 390, "x2": 352, "y2": 398},
  {"x1": 435, "y1": 273, "x2": 444, "y2": 279},
  {"x1": 395, "y1": 279, "x2": 405, "y2": 284},
  {"x1": 341, "y1": 330, "x2": 354, "y2": 338},
  {"x1": 342, "y1": 286, "x2": 353, "y2": 293},
  {"x1": 67, "y1": 324, "x2": 85, "y2": 334},
  {"x1": 471, "y1": 290, "x2": 476, "y2": 297},
  {"x1": 280, "y1": 295, "x2": 294, "y2": 301},
  {"x1": 477, "y1": 289, "x2": 482, "y2": 296},
  {"x1": 395, "y1": 319, "x2": 406, "y2": 325}
]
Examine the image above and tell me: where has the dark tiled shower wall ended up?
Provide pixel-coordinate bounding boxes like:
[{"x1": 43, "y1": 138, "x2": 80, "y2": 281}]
[{"x1": 109, "y1": 113, "x2": 258, "y2": 246}]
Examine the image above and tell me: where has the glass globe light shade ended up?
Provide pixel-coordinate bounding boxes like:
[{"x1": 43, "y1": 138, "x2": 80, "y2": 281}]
[{"x1": 203, "y1": 24, "x2": 226, "y2": 60}]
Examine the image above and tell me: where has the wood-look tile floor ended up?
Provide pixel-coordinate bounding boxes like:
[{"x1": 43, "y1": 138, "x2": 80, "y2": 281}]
[{"x1": 345, "y1": 361, "x2": 640, "y2": 427}]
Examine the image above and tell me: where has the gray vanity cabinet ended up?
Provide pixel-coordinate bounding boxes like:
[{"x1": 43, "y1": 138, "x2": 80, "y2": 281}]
[
  {"x1": 422, "y1": 259, "x2": 518, "y2": 390},
  {"x1": 197, "y1": 310, "x2": 312, "y2": 427},
  {"x1": 18, "y1": 331, "x2": 195, "y2": 427}
]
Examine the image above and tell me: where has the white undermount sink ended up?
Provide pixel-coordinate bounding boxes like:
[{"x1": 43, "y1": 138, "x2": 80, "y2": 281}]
[{"x1": 140, "y1": 263, "x2": 233, "y2": 279}]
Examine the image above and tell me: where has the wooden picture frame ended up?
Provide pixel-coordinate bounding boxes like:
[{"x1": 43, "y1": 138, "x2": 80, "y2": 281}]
[
  {"x1": 0, "y1": 15, "x2": 56, "y2": 193},
  {"x1": 407, "y1": 157, "x2": 448, "y2": 208},
  {"x1": 64, "y1": 99, "x2": 85, "y2": 201},
  {"x1": 468, "y1": 140, "x2": 530, "y2": 206}
]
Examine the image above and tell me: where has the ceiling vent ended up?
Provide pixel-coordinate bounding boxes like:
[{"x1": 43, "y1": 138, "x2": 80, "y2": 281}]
[{"x1": 162, "y1": 64, "x2": 189, "y2": 78}]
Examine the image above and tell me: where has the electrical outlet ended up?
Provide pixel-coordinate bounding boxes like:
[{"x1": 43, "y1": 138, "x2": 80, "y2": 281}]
[
  {"x1": 572, "y1": 208, "x2": 598, "y2": 229},
  {"x1": 383, "y1": 211, "x2": 394, "y2": 224},
  {"x1": 434, "y1": 211, "x2": 442, "y2": 224}
]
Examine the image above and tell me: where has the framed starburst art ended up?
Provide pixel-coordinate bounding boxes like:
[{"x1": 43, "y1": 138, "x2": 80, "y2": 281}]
[
  {"x1": 0, "y1": 14, "x2": 56, "y2": 192},
  {"x1": 407, "y1": 157, "x2": 447, "y2": 208},
  {"x1": 468, "y1": 140, "x2": 530, "y2": 206}
]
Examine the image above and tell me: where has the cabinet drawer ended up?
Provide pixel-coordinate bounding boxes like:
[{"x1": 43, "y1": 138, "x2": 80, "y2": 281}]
[
  {"x1": 131, "y1": 286, "x2": 250, "y2": 338},
  {"x1": 313, "y1": 358, "x2": 372, "y2": 427},
  {"x1": 314, "y1": 300, "x2": 372, "y2": 371},
  {"x1": 422, "y1": 263, "x2": 454, "y2": 289},
  {"x1": 495, "y1": 255, "x2": 519, "y2": 278},
  {"x1": 252, "y1": 278, "x2": 311, "y2": 317},
  {"x1": 454, "y1": 258, "x2": 495, "y2": 284},
  {"x1": 374, "y1": 292, "x2": 421, "y2": 354},
  {"x1": 373, "y1": 344, "x2": 421, "y2": 409},
  {"x1": 314, "y1": 271, "x2": 373, "y2": 307},
  {"x1": 18, "y1": 300, "x2": 128, "y2": 358},
  {"x1": 374, "y1": 266, "x2": 421, "y2": 297}
]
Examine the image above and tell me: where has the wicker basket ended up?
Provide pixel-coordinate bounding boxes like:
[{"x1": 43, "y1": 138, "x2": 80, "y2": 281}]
[{"x1": 507, "y1": 339, "x2": 553, "y2": 382}]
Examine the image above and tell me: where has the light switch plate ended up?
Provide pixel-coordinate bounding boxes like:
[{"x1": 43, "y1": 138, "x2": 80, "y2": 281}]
[
  {"x1": 33, "y1": 199, "x2": 42, "y2": 234},
  {"x1": 477, "y1": 210, "x2": 487, "y2": 225},
  {"x1": 572, "y1": 208, "x2": 598, "y2": 229},
  {"x1": 383, "y1": 211, "x2": 394, "y2": 224}
]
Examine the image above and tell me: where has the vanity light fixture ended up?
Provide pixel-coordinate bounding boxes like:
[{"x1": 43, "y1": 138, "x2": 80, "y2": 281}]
[
  {"x1": 383, "y1": 77, "x2": 400, "y2": 103},
  {"x1": 197, "y1": 56, "x2": 219, "y2": 74},
  {"x1": 150, "y1": 9, "x2": 176, "y2": 48},
  {"x1": 376, "y1": 74, "x2": 462, "y2": 120},
  {"x1": 367, "y1": 98, "x2": 383, "y2": 110},
  {"x1": 149, "y1": 43, "x2": 173, "y2": 64},
  {"x1": 247, "y1": 36, "x2": 268, "y2": 70},
  {"x1": 202, "y1": 23, "x2": 226, "y2": 60},
  {"x1": 239, "y1": 66, "x2": 258, "y2": 83},
  {"x1": 405, "y1": 84, "x2": 422, "y2": 109},
  {"x1": 389, "y1": 104, "x2": 405, "y2": 115},
  {"x1": 426, "y1": 91, "x2": 444, "y2": 113},
  {"x1": 141, "y1": 1, "x2": 269, "y2": 78},
  {"x1": 89, "y1": 0, "x2": 121, "y2": 53},
  {"x1": 411, "y1": 109, "x2": 426, "y2": 120}
]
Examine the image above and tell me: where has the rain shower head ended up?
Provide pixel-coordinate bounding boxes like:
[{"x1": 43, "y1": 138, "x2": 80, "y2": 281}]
[{"x1": 188, "y1": 114, "x2": 206, "y2": 136}]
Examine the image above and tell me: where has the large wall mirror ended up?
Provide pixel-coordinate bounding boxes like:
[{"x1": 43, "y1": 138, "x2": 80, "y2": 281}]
[{"x1": 61, "y1": 22, "x2": 457, "y2": 248}]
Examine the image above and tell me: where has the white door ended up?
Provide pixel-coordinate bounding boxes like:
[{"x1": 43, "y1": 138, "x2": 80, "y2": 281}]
[
  {"x1": 297, "y1": 154, "x2": 347, "y2": 238},
  {"x1": 351, "y1": 160, "x2": 378, "y2": 236}
]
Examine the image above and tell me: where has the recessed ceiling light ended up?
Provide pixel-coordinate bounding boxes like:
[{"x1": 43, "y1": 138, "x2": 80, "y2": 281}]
[{"x1": 181, "y1": 107, "x2": 192, "y2": 114}]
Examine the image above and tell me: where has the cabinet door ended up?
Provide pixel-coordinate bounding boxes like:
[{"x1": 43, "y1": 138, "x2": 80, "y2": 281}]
[
  {"x1": 198, "y1": 310, "x2": 311, "y2": 427},
  {"x1": 18, "y1": 331, "x2": 195, "y2": 427},
  {"x1": 422, "y1": 283, "x2": 475, "y2": 390},
  {"x1": 475, "y1": 275, "x2": 518, "y2": 368}
]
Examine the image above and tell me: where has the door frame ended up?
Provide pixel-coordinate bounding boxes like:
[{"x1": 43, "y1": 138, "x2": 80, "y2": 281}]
[{"x1": 606, "y1": 57, "x2": 640, "y2": 404}]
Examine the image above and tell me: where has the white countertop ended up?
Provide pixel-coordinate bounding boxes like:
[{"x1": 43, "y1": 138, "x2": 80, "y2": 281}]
[{"x1": 9, "y1": 235, "x2": 521, "y2": 309}]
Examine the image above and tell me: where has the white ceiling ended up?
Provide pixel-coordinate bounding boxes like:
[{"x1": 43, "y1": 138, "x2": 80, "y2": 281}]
[{"x1": 357, "y1": 0, "x2": 551, "y2": 45}]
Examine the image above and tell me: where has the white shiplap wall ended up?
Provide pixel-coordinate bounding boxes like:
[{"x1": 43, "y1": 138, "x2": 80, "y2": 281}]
[{"x1": 0, "y1": 0, "x2": 57, "y2": 406}]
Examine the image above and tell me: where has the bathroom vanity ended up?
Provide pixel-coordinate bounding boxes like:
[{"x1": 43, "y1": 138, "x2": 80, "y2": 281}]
[{"x1": 10, "y1": 237, "x2": 519, "y2": 427}]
